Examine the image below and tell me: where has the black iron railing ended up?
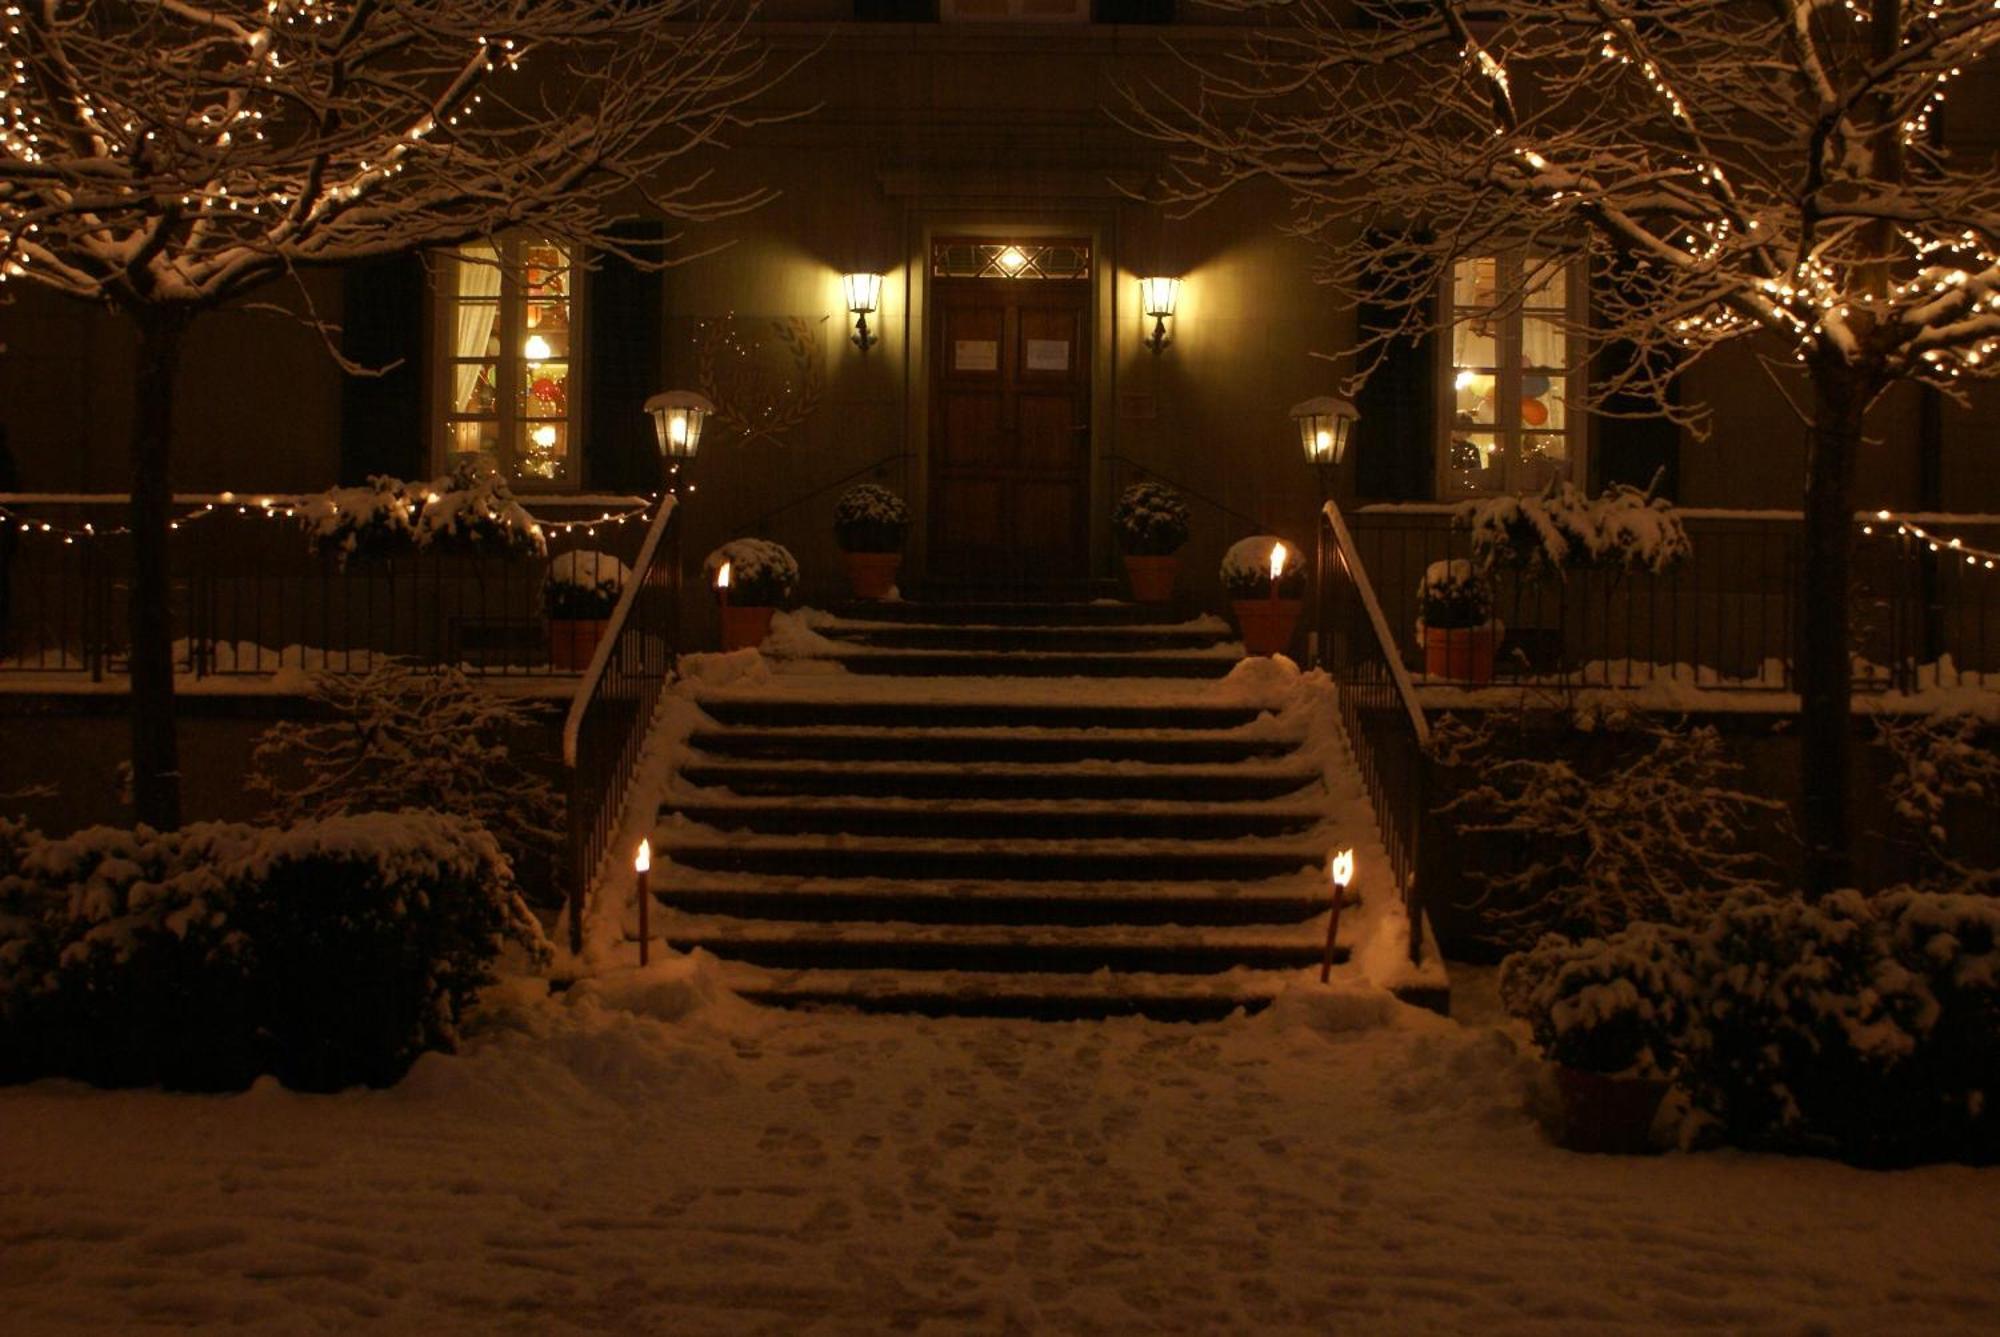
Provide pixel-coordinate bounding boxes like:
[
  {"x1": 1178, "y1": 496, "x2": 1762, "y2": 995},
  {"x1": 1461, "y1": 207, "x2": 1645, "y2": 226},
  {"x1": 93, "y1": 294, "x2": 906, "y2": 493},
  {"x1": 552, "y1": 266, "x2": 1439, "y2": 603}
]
[
  {"x1": 560, "y1": 496, "x2": 682, "y2": 955},
  {"x1": 1316, "y1": 499, "x2": 1434, "y2": 967},
  {"x1": 0, "y1": 493, "x2": 653, "y2": 678},
  {"x1": 1348, "y1": 504, "x2": 1999, "y2": 694}
]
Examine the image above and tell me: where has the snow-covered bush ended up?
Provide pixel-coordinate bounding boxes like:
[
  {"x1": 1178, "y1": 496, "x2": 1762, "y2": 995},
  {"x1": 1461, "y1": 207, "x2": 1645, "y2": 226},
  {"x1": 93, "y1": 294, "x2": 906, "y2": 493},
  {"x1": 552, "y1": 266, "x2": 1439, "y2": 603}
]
[
  {"x1": 1431, "y1": 708, "x2": 1787, "y2": 949},
  {"x1": 831, "y1": 484, "x2": 911, "y2": 553},
  {"x1": 1220, "y1": 535, "x2": 1305, "y2": 598},
  {"x1": 1416, "y1": 559, "x2": 1492, "y2": 631},
  {"x1": 1874, "y1": 712, "x2": 2000, "y2": 893},
  {"x1": 704, "y1": 538, "x2": 799, "y2": 605},
  {"x1": 1113, "y1": 482, "x2": 1192, "y2": 556},
  {"x1": 296, "y1": 458, "x2": 546, "y2": 563},
  {"x1": 298, "y1": 475, "x2": 417, "y2": 566},
  {"x1": 1459, "y1": 480, "x2": 1690, "y2": 580},
  {"x1": 1499, "y1": 923, "x2": 1693, "y2": 1079},
  {"x1": 1676, "y1": 889, "x2": 1996, "y2": 1165},
  {"x1": 0, "y1": 814, "x2": 545, "y2": 1091},
  {"x1": 249, "y1": 664, "x2": 564, "y2": 906},
  {"x1": 544, "y1": 548, "x2": 632, "y2": 621}
]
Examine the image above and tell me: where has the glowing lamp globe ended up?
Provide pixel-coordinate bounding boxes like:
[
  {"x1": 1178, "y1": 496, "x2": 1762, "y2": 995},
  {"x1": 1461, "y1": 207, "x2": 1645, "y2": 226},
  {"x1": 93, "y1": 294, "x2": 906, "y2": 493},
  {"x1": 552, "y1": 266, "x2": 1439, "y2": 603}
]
[
  {"x1": 1290, "y1": 395, "x2": 1360, "y2": 466},
  {"x1": 644, "y1": 390, "x2": 715, "y2": 460}
]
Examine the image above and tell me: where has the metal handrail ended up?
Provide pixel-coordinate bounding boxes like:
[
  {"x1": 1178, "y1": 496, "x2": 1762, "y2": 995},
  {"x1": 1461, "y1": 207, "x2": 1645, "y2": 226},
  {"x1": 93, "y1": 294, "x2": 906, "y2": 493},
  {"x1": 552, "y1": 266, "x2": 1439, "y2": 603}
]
[
  {"x1": 721, "y1": 451, "x2": 912, "y2": 539},
  {"x1": 1321, "y1": 500, "x2": 1430, "y2": 746},
  {"x1": 1101, "y1": 452, "x2": 1265, "y2": 536},
  {"x1": 561, "y1": 494, "x2": 682, "y2": 955}
]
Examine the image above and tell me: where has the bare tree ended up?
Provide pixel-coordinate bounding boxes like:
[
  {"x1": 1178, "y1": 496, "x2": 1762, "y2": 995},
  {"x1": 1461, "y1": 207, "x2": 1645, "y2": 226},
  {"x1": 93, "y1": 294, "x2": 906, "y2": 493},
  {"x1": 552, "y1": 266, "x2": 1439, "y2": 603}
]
[
  {"x1": 1121, "y1": 1, "x2": 2000, "y2": 895},
  {"x1": 0, "y1": 1, "x2": 786, "y2": 828}
]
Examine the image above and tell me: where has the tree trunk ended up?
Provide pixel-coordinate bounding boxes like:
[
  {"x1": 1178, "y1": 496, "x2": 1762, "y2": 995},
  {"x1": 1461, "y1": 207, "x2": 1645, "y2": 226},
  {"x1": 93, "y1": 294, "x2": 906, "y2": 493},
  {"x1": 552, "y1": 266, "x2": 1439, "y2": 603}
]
[
  {"x1": 1798, "y1": 362, "x2": 1865, "y2": 897},
  {"x1": 128, "y1": 307, "x2": 189, "y2": 830}
]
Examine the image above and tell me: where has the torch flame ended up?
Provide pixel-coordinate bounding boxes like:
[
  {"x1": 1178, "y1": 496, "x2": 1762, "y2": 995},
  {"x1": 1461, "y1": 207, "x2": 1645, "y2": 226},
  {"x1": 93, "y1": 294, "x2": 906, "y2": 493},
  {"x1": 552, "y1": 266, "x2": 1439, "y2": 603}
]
[
  {"x1": 716, "y1": 561, "x2": 732, "y2": 591},
  {"x1": 1330, "y1": 848, "x2": 1354, "y2": 888},
  {"x1": 635, "y1": 838, "x2": 652, "y2": 874},
  {"x1": 1269, "y1": 542, "x2": 1288, "y2": 582}
]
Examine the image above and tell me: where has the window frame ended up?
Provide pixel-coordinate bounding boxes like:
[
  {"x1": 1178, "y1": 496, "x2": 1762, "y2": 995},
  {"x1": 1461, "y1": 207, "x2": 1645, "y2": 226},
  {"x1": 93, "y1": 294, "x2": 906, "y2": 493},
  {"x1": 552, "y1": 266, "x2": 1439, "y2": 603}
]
[
  {"x1": 432, "y1": 235, "x2": 586, "y2": 491},
  {"x1": 1435, "y1": 251, "x2": 1586, "y2": 499}
]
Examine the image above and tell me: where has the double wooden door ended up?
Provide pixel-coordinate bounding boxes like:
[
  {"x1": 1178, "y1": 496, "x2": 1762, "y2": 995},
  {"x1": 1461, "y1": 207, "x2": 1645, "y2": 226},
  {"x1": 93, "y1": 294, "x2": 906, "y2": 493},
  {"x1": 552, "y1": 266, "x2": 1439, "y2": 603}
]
[{"x1": 928, "y1": 278, "x2": 1091, "y2": 584}]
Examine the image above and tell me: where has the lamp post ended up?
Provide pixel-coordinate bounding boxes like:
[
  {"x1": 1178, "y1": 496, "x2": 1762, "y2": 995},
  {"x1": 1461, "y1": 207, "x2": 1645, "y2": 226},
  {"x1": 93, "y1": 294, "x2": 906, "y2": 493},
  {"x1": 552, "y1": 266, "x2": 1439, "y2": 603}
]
[
  {"x1": 1290, "y1": 395, "x2": 1360, "y2": 497},
  {"x1": 643, "y1": 389, "x2": 714, "y2": 496}
]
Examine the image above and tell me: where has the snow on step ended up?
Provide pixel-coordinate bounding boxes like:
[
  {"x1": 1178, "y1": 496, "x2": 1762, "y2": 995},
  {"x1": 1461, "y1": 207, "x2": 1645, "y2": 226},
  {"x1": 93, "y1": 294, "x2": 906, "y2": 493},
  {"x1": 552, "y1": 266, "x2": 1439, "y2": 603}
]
[{"x1": 715, "y1": 962, "x2": 1318, "y2": 1022}]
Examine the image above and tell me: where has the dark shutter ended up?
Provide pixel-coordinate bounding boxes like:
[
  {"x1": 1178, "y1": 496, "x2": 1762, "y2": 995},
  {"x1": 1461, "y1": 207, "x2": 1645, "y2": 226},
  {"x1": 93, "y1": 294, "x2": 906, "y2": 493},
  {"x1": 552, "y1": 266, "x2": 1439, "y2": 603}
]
[
  {"x1": 1351, "y1": 247, "x2": 1438, "y2": 501},
  {"x1": 1094, "y1": 0, "x2": 1173, "y2": 21},
  {"x1": 338, "y1": 253, "x2": 426, "y2": 483},
  {"x1": 584, "y1": 222, "x2": 666, "y2": 495},
  {"x1": 853, "y1": 0, "x2": 938, "y2": 19},
  {"x1": 1591, "y1": 260, "x2": 1682, "y2": 498}
]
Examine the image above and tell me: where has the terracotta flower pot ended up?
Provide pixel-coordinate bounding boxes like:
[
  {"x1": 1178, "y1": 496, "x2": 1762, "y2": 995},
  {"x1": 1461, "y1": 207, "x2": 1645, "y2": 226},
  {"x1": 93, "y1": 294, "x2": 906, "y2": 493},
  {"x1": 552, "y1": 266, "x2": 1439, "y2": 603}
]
[
  {"x1": 1552, "y1": 1066, "x2": 1671, "y2": 1155},
  {"x1": 720, "y1": 604, "x2": 776, "y2": 653},
  {"x1": 1122, "y1": 554, "x2": 1180, "y2": 603},
  {"x1": 842, "y1": 550, "x2": 902, "y2": 600},
  {"x1": 547, "y1": 618, "x2": 606, "y2": 672},
  {"x1": 1232, "y1": 598, "x2": 1303, "y2": 657},
  {"x1": 1422, "y1": 623, "x2": 1499, "y2": 683}
]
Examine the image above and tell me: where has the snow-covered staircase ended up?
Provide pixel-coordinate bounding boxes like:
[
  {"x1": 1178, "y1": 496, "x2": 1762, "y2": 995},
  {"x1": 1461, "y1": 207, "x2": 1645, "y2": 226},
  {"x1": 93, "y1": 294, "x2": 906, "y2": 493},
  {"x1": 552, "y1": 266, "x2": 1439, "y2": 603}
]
[{"x1": 650, "y1": 600, "x2": 1354, "y2": 1021}]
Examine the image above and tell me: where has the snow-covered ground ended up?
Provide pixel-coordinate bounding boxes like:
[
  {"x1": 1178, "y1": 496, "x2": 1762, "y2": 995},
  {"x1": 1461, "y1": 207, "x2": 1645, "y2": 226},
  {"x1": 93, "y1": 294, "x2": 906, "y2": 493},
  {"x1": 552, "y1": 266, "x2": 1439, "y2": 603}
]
[{"x1": 4, "y1": 962, "x2": 1997, "y2": 1335}]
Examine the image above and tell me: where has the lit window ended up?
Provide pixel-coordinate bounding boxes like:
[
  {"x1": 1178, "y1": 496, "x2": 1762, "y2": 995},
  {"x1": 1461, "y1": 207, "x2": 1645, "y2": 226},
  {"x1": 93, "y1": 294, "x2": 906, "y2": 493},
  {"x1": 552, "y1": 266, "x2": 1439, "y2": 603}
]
[
  {"x1": 1441, "y1": 253, "x2": 1578, "y2": 497},
  {"x1": 437, "y1": 236, "x2": 579, "y2": 487}
]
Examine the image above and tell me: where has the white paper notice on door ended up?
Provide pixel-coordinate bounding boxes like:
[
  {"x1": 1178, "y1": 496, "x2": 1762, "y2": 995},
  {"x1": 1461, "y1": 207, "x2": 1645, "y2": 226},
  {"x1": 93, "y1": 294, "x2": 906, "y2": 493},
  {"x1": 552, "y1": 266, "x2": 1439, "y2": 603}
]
[
  {"x1": 954, "y1": 339, "x2": 998, "y2": 372},
  {"x1": 1025, "y1": 339, "x2": 1070, "y2": 372}
]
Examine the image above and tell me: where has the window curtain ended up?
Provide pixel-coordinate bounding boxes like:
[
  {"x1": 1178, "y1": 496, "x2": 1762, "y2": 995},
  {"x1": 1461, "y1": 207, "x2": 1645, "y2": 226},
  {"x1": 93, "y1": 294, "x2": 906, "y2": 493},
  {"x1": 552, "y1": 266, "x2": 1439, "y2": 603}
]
[{"x1": 451, "y1": 250, "x2": 502, "y2": 417}]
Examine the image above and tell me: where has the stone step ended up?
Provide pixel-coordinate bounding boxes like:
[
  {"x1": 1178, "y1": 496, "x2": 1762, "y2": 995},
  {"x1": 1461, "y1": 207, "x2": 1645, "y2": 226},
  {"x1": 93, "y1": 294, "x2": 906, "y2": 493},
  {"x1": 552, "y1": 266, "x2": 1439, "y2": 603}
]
[
  {"x1": 829, "y1": 649, "x2": 1239, "y2": 678},
  {"x1": 685, "y1": 727, "x2": 1302, "y2": 765},
  {"x1": 659, "y1": 915, "x2": 1337, "y2": 977},
  {"x1": 691, "y1": 697, "x2": 1271, "y2": 732},
  {"x1": 714, "y1": 962, "x2": 1312, "y2": 1022},
  {"x1": 653, "y1": 875, "x2": 1334, "y2": 926},
  {"x1": 817, "y1": 622, "x2": 1232, "y2": 653},
  {"x1": 664, "y1": 797, "x2": 1325, "y2": 841},
  {"x1": 657, "y1": 835, "x2": 1326, "y2": 883},
  {"x1": 675, "y1": 759, "x2": 1322, "y2": 802},
  {"x1": 828, "y1": 600, "x2": 1165, "y2": 627}
]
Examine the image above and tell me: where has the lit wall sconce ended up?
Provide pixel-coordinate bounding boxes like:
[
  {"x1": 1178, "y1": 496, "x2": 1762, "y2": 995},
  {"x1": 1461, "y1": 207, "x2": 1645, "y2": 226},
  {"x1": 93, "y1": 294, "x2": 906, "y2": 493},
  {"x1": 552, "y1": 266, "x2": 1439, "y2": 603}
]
[
  {"x1": 1291, "y1": 395, "x2": 1360, "y2": 491},
  {"x1": 1140, "y1": 276, "x2": 1182, "y2": 354},
  {"x1": 644, "y1": 389, "x2": 714, "y2": 460},
  {"x1": 844, "y1": 272, "x2": 883, "y2": 351}
]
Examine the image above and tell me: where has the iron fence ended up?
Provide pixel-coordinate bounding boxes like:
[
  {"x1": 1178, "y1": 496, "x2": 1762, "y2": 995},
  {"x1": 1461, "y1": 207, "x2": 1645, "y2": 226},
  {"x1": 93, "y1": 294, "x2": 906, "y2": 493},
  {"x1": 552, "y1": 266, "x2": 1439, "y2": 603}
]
[{"x1": 0, "y1": 493, "x2": 655, "y2": 679}]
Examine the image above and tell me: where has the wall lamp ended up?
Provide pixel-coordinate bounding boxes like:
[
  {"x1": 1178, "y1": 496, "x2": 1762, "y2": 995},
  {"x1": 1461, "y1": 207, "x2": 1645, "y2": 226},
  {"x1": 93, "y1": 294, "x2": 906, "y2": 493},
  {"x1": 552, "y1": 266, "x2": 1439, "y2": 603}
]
[
  {"x1": 1140, "y1": 276, "x2": 1182, "y2": 354},
  {"x1": 844, "y1": 272, "x2": 883, "y2": 351}
]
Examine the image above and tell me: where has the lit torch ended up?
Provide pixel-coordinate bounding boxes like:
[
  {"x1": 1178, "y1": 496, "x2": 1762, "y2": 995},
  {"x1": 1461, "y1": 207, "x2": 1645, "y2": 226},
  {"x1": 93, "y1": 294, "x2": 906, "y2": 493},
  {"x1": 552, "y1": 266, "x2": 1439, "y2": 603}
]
[
  {"x1": 1268, "y1": 542, "x2": 1288, "y2": 601},
  {"x1": 1322, "y1": 848, "x2": 1354, "y2": 983},
  {"x1": 635, "y1": 838, "x2": 652, "y2": 967},
  {"x1": 715, "y1": 559, "x2": 732, "y2": 611}
]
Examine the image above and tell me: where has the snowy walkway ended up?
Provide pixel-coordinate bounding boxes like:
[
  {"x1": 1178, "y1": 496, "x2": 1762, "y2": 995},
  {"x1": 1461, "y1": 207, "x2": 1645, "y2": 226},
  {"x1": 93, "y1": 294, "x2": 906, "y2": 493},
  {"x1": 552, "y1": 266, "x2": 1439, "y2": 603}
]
[{"x1": 4, "y1": 966, "x2": 1997, "y2": 1335}]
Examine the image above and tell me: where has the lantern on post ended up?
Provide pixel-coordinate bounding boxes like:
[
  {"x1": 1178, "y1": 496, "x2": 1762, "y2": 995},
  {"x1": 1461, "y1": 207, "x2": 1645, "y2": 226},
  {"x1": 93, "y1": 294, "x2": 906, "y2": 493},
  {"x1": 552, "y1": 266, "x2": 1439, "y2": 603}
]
[
  {"x1": 1290, "y1": 395, "x2": 1360, "y2": 495},
  {"x1": 644, "y1": 390, "x2": 714, "y2": 493}
]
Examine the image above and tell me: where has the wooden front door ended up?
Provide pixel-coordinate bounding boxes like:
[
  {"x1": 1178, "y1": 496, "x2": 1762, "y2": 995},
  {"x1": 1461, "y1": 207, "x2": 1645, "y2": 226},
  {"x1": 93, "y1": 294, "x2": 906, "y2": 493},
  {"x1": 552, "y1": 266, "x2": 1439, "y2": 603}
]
[{"x1": 928, "y1": 277, "x2": 1091, "y2": 584}]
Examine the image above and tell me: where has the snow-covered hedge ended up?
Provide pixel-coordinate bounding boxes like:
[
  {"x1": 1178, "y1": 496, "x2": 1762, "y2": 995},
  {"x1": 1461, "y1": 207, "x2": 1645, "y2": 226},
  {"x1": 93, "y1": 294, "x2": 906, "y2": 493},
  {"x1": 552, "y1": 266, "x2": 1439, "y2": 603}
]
[
  {"x1": 1499, "y1": 924, "x2": 1694, "y2": 1079},
  {"x1": 1220, "y1": 535, "x2": 1306, "y2": 599},
  {"x1": 297, "y1": 458, "x2": 546, "y2": 566},
  {"x1": 1112, "y1": 482, "x2": 1192, "y2": 556},
  {"x1": 545, "y1": 548, "x2": 632, "y2": 621},
  {"x1": 0, "y1": 813, "x2": 546, "y2": 1091},
  {"x1": 1416, "y1": 558, "x2": 1492, "y2": 631},
  {"x1": 831, "y1": 484, "x2": 911, "y2": 553},
  {"x1": 704, "y1": 538, "x2": 799, "y2": 605},
  {"x1": 1459, "y1": 480, "x2": 1690, "y2": 579}
]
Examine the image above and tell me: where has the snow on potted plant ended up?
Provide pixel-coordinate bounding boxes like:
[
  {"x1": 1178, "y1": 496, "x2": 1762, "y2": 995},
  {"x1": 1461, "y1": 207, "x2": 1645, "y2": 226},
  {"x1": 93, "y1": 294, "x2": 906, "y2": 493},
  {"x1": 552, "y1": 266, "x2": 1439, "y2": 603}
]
[
  {"x1": 1112, "y1": 482, "x2": 1192, "y2": 603},
  {"x1": 298, "y1": 475, "x2": 417, "y2": 567},
  {"x1": 704, "y1": 538, "x2": 799, "y2": 652},
  {"x1": 1416, "y1": 558, "x2": 1500, "y2": 683},
  {"x1": 543, "y1": 548, "x2": 631, "y2": 671},
  {"x1": 1499, "y1": 924, "x2": 1694, "y2": 1154},
  {"x1": 831, "y1": 483, "x2": 910, "y2": 600},
  {"x1": 1221, "y1": 535, "x2": 1305, "y2": 656}
]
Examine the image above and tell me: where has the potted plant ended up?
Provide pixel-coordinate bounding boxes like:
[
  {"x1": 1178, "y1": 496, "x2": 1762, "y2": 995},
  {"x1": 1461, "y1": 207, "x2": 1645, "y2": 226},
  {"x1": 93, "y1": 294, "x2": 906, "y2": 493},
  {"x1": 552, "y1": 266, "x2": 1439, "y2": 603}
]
[
  {"x1": 298, "y1": 476, "x2": 417, "y2": 567},
  {"x1": 704, "y1": 538, "x2": 799, "y2": 652},
  {"x1": 1416, "y1": 559, "x2": 1500, "y2": 682},
  {"x1": 1112, "y1": 482, "x2": 1192, "y2": 603},
  {"x1": 543, "y1": 548, "x2": 631, "y2": 671},
  {"x1": 1221, "y1": 535, "x2": 1305, "y2": 656},
  {"x1": 831, "y1": 483, "x2": 910, "y2": 600},
  {"x1": 1499, "y1": 924, "x2": 1693, "y2": 1154}
]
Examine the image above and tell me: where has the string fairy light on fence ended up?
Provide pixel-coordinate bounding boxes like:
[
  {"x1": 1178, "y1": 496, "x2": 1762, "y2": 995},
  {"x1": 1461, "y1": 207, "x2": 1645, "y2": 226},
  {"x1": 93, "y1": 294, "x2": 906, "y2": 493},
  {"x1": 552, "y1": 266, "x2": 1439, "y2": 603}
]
[
  {"x1": 0, "y1": 491, "x2": 659, "y2": 542},
  {"x1": 1860, "y1": 509, "x2": 2000, "y2": 571}
]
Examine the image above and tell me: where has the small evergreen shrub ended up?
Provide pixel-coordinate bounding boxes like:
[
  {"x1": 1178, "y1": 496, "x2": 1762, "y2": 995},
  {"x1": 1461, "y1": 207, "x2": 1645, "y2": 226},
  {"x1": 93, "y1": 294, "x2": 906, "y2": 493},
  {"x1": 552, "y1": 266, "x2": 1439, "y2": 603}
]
[
  {"x1": 704, "y1": 538, "x2": 799, "y2": 605},
  {"x1": 544, "y1": 548, "x2": 632, "y2": 621},
  {"x1": 1220, "y1": 535, "x2": 1305, "y2": 598},
  {"x1": 832, "y1": 484, "x2": 911, "y2": 553},
  {"x1": 1499, "y1": 924, "x2": 1693, "y2": 1079},
  {"x1": 0, "y1": 814, "x2": 546, "y2": 1091},
  {"x1": 1112, "y1": 482, "x2": 1192, "y2": 556},
  {"x1": 1459, "y1": 479, "x2": 1690, "y2": 580},
  {"x1": 1416, "y1": 559, "x2": 1492, "y2": 631}
]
